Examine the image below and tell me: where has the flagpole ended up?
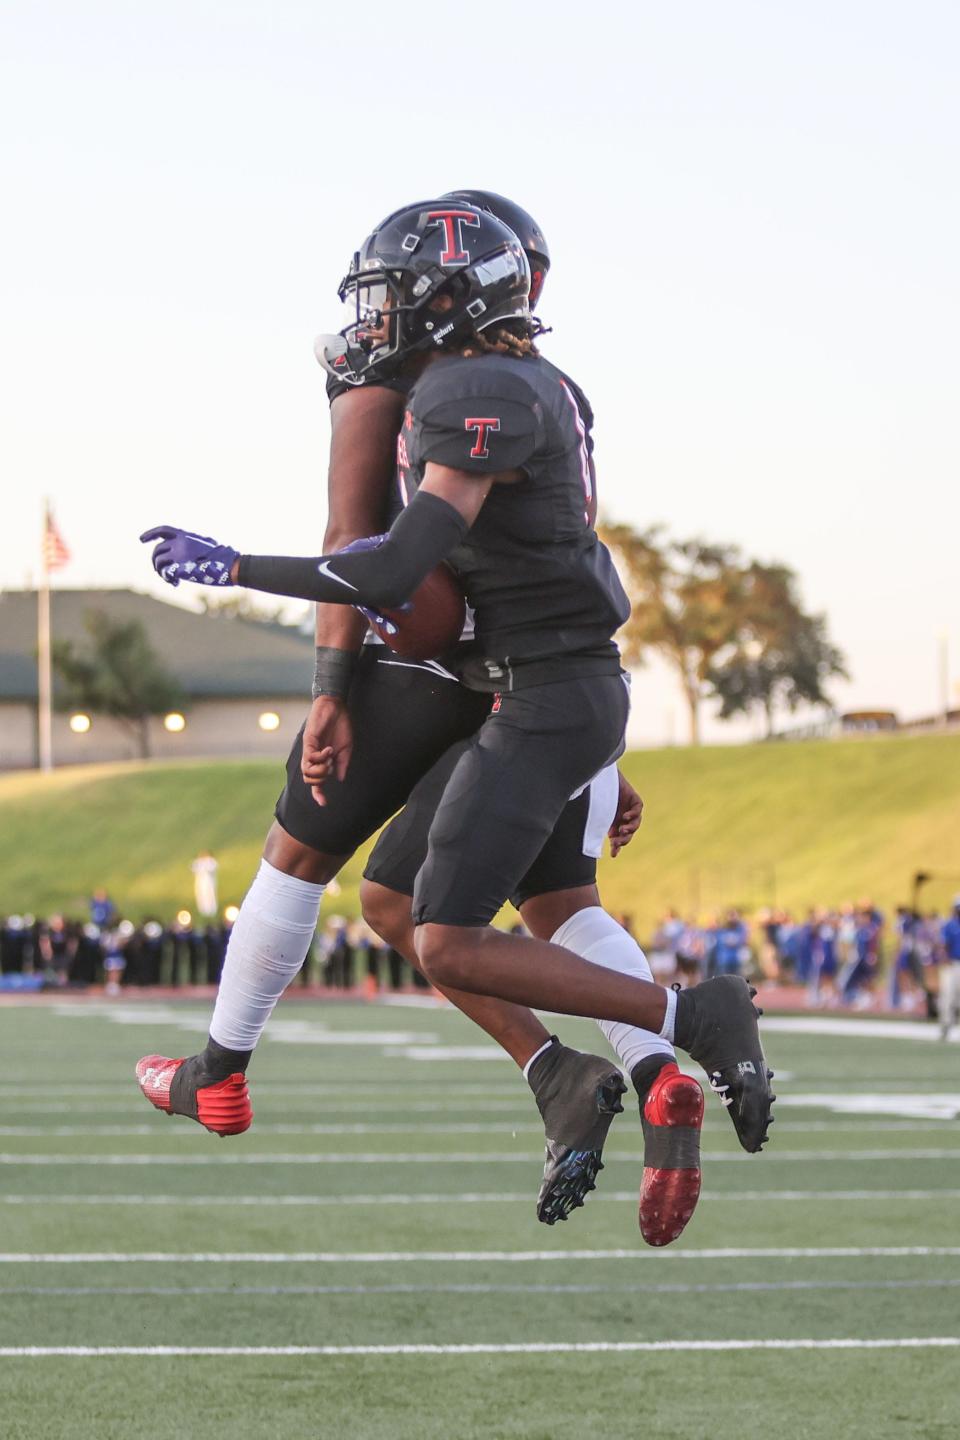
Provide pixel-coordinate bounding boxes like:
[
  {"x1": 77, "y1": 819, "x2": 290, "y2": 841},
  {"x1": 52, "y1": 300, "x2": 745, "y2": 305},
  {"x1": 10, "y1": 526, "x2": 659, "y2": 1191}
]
[{"x1": 37, "y1": 500, "x2": 53, "y2": 773}]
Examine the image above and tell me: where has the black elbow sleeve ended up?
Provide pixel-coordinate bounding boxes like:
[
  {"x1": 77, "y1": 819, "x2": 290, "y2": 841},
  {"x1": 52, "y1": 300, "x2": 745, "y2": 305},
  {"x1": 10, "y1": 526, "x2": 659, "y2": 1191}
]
[
  {"x1": 363, "y1": 491, "x2": 469, "y2": 606},
  {"x1": 237, "y1": 490, "x2": 469, "y2": 609}
]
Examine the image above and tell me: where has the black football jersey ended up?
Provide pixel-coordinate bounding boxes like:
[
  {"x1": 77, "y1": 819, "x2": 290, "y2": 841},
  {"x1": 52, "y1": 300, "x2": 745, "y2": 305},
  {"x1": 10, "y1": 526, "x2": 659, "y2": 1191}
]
[
  {"x1": 328, "y1": 359, "x2": 597, "y2": 530},
  {"x1": 397, "y1": 353, "x2": 629, "y2": 690}
]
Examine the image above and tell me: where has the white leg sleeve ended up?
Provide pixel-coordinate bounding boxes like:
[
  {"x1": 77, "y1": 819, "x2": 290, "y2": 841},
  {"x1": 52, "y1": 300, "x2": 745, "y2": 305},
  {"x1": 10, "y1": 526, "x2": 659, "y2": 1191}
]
[
  {"x1": 209, "y1": 859, "x2": 325, "y2": 1051},
  {"x1": 551, "y1": 905, "x2": 676, "y2": 1074}
]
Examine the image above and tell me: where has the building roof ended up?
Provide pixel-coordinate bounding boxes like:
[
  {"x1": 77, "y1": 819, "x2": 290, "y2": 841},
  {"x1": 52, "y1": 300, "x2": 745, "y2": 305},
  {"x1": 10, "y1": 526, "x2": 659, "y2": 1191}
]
[{"x1": 0, "y1": 589, "x2": 314, "y2": 701}]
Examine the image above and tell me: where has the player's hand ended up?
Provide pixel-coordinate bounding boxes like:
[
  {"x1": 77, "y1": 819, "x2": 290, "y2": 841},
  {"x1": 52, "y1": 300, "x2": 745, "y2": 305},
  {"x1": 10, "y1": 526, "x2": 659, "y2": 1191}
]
[
  {"x1": 140, "y1": 526, "x2": 239, "y2": 588},
  {"x1": 302, "y1": 696, "x2": 353, "y2": 807},
  {"x1": 609, "y1": 769, "x2": 643, "y2": 858}
]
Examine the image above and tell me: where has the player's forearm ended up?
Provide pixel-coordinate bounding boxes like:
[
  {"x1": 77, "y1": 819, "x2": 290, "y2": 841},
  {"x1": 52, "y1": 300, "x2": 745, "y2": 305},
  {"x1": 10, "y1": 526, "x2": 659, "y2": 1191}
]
[
  {"x1": 314, "y1": 519, "x2": 375, "y2": 650},
  {"x1": 236, "y1": 490, "x2": 468, "y2": 609},
  {"x1": 315, "y1": 602, "x2": 367, "y2": 651},
  {"x1": 314, "y1": 387, "x2": 406, "y2": 645}
]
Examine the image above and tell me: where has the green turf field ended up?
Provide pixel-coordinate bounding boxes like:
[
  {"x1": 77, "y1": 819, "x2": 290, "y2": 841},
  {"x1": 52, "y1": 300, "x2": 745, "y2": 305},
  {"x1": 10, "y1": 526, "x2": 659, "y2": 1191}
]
[
  {"x1": 1, "y1": 998, "x2": 958, "y2": 1438},
  {"x1": 3, "y1": 729, "x2": 959, "y2": 928}
]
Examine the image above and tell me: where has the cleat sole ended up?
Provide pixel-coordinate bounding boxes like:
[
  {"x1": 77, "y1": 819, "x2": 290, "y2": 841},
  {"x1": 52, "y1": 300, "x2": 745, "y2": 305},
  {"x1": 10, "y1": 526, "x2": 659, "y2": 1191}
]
[
  {"x1": 639, "y1": 1066, "x2": 704, "y2": 1247},
  {"x1": 537, "y1": 1148, "x2": 605, "y2": 1225}
]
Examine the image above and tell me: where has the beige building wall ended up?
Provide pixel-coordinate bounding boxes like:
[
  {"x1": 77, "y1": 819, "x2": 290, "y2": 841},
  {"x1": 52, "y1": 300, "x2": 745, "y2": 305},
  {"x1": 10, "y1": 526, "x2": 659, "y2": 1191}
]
[
  {"x1": 0, "y1": 704, "x2": 37, "y2": 769},
  {"x1": 0, "y1": 698, "x2": 311, "y2": 769}
]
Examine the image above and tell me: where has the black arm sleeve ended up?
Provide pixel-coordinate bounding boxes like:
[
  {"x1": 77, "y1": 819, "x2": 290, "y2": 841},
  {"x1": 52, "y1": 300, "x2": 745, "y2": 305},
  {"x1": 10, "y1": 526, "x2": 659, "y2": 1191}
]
[{"x1": 236, "y1": 489, "x2": 469, "y2": 609}]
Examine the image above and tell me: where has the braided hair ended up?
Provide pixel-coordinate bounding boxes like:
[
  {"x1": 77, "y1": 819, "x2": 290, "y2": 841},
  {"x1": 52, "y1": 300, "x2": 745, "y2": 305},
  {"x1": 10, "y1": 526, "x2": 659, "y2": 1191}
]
[{"x1": 459, "y1": 322, "x2": 540, "y2": 361}]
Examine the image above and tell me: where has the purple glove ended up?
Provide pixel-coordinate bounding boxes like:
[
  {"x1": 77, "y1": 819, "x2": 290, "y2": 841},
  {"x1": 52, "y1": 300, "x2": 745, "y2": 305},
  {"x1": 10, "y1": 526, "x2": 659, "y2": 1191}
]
[
  {"x1": 335, "y1": 534, "x2": 410, "y2": 636},
  {"x1": 140, "y1": 526, "x2": 239, "y2": 589}
]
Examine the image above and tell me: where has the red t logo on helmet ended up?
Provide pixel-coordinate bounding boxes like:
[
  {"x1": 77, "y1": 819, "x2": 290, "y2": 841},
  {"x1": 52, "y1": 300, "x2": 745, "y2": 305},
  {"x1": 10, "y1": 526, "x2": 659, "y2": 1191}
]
[
  {"x1": 426, "y1": 209, "x2": 482, "y2": 264},
  {"x1": 464, "y1": 416, "x2": 501, "y2": 459}
]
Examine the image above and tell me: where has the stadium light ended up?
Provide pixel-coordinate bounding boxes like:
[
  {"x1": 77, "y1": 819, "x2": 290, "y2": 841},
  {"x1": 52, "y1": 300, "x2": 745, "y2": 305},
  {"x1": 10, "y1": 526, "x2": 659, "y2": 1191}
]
[
  {"x1": 258, "y1": 711, "x2": 281, "y2": 731},
  {"x1": 69, "y1": 713, "x2": 91, "y2": 734},
  {"x1": 163, "y1": 712, "x2": 186, "y2": 733}
]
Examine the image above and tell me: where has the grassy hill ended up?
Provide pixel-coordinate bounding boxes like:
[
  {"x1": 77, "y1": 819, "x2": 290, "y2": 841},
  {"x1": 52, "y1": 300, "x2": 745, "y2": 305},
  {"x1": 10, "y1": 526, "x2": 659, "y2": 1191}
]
[{"x1": 2, "y1": 732, "x2": 958, "y2": 931}]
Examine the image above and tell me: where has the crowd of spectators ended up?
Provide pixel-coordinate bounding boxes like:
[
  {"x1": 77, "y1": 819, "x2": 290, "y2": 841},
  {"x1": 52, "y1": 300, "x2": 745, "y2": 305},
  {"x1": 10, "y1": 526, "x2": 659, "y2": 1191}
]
[
  {"x1": 4, "y1": 889, "x2": 959, "y2": 1022},
  {"x1": 648, "y1": 899, "x2": 960, "y2": 1016},
  {"x1": 0, "y1": 890, "x2": 423, "y2": 995}
]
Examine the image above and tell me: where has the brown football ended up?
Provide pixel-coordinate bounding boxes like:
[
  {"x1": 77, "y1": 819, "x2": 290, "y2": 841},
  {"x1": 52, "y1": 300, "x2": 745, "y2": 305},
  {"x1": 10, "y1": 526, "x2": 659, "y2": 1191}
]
[{"x1": 371, "y1": 562, "x2": 467, "y2": 661}]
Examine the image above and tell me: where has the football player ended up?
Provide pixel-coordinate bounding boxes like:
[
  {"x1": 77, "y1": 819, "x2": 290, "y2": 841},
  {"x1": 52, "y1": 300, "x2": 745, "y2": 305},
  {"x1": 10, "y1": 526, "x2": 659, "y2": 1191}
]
[
  {"x1": 140, "y1": 200, "x2": 775, "y2": 1221},
  {"x1": 137, "y1": 195, "x2": 687, "y2": 1234}
]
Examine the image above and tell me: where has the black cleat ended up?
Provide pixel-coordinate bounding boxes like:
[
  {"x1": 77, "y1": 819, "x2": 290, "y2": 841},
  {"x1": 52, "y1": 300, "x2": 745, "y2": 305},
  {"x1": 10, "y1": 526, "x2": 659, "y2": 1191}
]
[
  {"x1": 527, "y1": 1038, "x2": 627, "y2": 1225},
  {"x1": 673, "y1": 977, "x2": 775, "y2": 1153}
]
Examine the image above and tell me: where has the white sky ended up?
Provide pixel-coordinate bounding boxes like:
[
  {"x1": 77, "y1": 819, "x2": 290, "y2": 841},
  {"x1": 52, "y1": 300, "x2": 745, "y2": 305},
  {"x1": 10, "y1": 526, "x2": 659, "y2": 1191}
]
[{"x1": 2, "y1": 0, "x2": 958, "y2": 743}]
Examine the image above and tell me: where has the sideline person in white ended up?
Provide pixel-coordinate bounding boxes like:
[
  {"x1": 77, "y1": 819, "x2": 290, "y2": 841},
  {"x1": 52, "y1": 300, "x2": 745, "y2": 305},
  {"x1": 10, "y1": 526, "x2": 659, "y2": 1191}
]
[{"x1": 191, "y1": 851, "x2": 219, "y2": 921}]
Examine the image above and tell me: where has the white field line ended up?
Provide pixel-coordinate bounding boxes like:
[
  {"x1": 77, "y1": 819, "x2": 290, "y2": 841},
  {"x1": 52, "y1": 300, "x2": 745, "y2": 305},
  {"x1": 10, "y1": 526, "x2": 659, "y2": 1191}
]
[
  {"x1": 761, "y1": 1016, "x2": 958, "y2": 1041},
  {"x1": 3, "y1": 1246, "x2": 960, "y2": 1264},
  {"x1": 0, "y1": 1114, "x2": 954, "y2": 1136},
  {"x1": 0, "y1": 1124, "x2": 550, "y2": 1138},
  {"x1": 3, "y1": 1338, "x2": 960, "y2": 1358},
  {"x1": 4, "y1": 1101, "x2": 960, "y2": 1136},
  {"x1": 0, "y1": 1079, "x2": 945, "y2": 1100},
  {"x1": 1, "y1": 1147, "x2": 958, "y2": 1166},
  {"x1": 0, "y1": 1084, "x2": 537, "y2": 1098},
  {"x1": 2, "y1": 1189, "x2": 959, "y2": 1208},
  {"x1": 5, "y1": 1278, "x2": 960, "y2": 1298}
]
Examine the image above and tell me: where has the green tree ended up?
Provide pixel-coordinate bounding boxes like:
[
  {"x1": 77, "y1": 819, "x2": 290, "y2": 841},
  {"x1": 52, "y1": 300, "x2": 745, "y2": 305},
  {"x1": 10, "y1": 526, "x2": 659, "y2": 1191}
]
[
  {"x1": 194, "y1": 591, "x2": 298, "y2": 625},
  {"x1": 52, "y1": 611, "x2": 185, "y2": 759},
  {"x1": 600, "y1": 524, "x2": 744, "y2": 744},
  {"x1": 707, "y1": 561, "x2": 848, "y2": 736}
]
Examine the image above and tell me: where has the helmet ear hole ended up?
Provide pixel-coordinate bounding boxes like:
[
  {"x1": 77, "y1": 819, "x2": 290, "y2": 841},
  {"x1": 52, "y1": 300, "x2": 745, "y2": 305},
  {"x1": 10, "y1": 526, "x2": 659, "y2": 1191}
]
[{"x1": 426, "y1": 287, "x2": 456, "y2": 315}]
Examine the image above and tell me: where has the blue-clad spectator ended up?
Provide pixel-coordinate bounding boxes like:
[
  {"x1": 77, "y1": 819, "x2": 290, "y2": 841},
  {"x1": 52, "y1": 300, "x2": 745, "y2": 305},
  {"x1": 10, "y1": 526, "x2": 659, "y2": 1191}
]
[
  {"x1": 89, "y1": 888, "x2": 116, "y2": 928},
  {"x1": 839, "y1": 906, "x2": 882, "y2": 1006},
  {"x1": 808, "y1": 910, "x2": 839, "y2": 1006},
  {"x1": 709, "y1": 910, "x2": 749, "y2": 977},
  {"x1": 791, "y1": 912, "x2": 816, "y2": 986},
  {"x1": 889, "y1": 908, "x2": 928, "y2": 1011},
  {"x1": 939, "y1": 898, "x2": 960, "y2": 1039}
]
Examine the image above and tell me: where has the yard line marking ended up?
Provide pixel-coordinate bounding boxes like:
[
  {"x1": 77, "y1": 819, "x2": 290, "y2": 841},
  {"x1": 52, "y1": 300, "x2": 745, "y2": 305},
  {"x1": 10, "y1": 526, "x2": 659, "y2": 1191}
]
[
  {"x1": 5, "y1": 1278, "x2": 960, "y2": 1298},
  {"x1": 1, "y1": 1148, "x2": 958, "y2": 1166},
  {"x1": 1, "y1": 1112, "x2": 952, "y2": 1134},
  {"x1": 3, "y1": 1338, "x2": 960, "y2": 1357},
  {"x1": 774, "y1": 1093, "x2": 960, "y2": 1121},
  {"x1": 762, "y1": 1016, "x2": 959, "y2": 1042},
  {"x1": 50, "y1": 1005, "x2": 434, "y2": 1050},
  {"x1": 0, "y1": 1124, "x2": 549, "y2": 1138},
  {"x1": 0, "y1": 1123, "x2": 552, "y2": 1138},
  {"x1": 0, "y1": 1084, "x2": 535, "y2": 1097},
  {"x1": 2, "y1": 1189, "x2": 958, "y2": 1208},
  {"x1": 5, "y1": 1107, "x2": 960, "y2": 1136},
  {"x1": 754, "y1": 1122, "x2": 955, "y2": 1133},
  {"x1": 3, "y1": 1246, "x2": 960, "y2": 1264},
  {"x1": 0, "y1": 1100, "x2": 533, "y2": 1114}
]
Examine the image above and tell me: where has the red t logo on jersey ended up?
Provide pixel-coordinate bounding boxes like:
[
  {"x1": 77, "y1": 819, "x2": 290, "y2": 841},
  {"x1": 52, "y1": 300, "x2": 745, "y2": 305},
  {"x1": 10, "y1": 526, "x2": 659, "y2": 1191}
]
[
  {"x1": 464, "y1": 416, "x2": 501, "y2": 459},
  {"x1": 426, "y1": 209, "x2": 481, "y2": 264}
]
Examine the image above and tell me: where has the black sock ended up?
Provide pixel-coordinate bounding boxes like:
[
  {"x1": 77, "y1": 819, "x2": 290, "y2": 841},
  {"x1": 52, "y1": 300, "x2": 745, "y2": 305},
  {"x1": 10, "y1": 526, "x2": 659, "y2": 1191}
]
[
  {"x1": 630, "y1": 1053, "x2": 673, "y2": 1104},
  {"x1": 201, "y1": 1036, "x2": 253, "y2": 1079},
  {"x1": 167, "y1": 1040, "x2": 251, "y2": 1118}
]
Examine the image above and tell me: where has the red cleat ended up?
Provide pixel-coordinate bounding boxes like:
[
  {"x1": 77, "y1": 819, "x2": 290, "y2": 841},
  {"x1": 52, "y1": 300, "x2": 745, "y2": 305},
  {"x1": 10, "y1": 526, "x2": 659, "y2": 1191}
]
[
  {"x1": 135, "y1": 1054, "x2": 252, "y2": 1137},
  {"x1": 638, "y1": 1062, "x2": 703, "y2": 1247}
]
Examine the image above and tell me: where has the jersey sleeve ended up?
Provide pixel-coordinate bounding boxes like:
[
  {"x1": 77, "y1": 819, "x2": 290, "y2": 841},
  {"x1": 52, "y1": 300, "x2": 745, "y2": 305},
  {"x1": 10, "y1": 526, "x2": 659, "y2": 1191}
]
[{"x1": 411, "y1": 364, "x2": 542, "y2": 475}]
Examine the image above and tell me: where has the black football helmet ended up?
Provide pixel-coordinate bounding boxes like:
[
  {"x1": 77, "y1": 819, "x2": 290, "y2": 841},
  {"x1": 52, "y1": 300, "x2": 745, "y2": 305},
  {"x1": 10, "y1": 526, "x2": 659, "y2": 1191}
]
[
  {"x1": 315, "y1": 199, "x2": 530, "y2": 387},
  {"x1": 441, "y1": 190, "x2": 550, "y2": 307}
]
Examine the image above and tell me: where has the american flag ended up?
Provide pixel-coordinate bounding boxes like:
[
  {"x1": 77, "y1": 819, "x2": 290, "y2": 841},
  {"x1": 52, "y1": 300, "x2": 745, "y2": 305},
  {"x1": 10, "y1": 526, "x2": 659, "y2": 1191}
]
[{"x1": 42, "y1": 507, "x2": 71, "y2": 573}]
